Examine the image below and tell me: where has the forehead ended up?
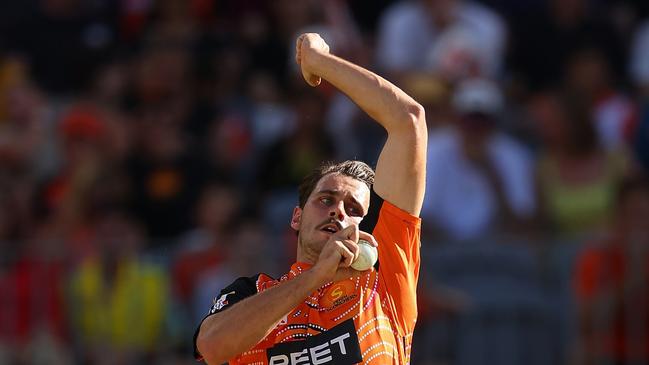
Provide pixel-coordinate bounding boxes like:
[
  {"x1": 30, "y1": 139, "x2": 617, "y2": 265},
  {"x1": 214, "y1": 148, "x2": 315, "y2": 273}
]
[{"x1": 312, "y1": 173, "x2": 370, "y2": 207}]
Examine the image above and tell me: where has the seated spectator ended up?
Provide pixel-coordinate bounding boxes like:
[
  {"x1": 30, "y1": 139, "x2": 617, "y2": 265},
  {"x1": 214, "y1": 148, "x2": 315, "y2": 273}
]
[
  {"x1": 67, "y1": 211, "x2": 170, "y2": 364},
  {"x1": 573, "y1": 174, "x2": 649, "y2": 365},
  {"x1": 532, "y1": 92, "x2": 628, "y2": 238},
  {"x1": 423, "y1": 78, "x2": 535, "y2": 241}
]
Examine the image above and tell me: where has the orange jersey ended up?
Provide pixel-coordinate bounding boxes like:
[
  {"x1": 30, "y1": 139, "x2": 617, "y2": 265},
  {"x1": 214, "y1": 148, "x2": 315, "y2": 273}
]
[{"x1": 194, "y1": 192, "x2": 421, "y2": 364}]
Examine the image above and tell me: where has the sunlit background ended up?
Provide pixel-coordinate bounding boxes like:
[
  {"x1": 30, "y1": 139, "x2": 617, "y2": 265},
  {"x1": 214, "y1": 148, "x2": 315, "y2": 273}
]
[{"x1": 1, "y1": 0, "x2": 649, "y2": 364}]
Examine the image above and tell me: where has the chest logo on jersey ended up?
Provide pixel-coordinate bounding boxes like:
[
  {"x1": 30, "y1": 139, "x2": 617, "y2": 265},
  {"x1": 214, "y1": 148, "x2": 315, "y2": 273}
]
[
  {"x1": 321, "y1": 281, "x2": 357, "y2": 309},
  {"x1": 266, "y1": 319, "x2": 361, "y2": 365}
]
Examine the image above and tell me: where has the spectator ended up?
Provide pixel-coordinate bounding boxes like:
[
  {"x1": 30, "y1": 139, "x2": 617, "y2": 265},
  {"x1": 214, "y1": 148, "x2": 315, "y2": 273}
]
[
  {"x1": 0, "y1": 221, "x2": 71, "y2": 364},
  {"x1": 1, "y1": 1, "x2": 649, "y2": 363},
  {"x1": 197, "y1": 113, "x2": 255, "y2": 188},
  {"x1": 375, "y1": 0, "x2": 506, "y2": 81},
  {"x1": 40, "y1": 103, "x2": 122, "y2": 254},
  {"x1": 532, "y1": 91, "x2": 627, "y2": 238},
  {"x1": 126, "y1": 101, "x2": 203, "y2": 241},
  {"x1": 174, "y1": 182, "x2": 241, "y2": 319},
  {"x1": 190, "y1": 219, "x2": 275, "y2": 325},
  {"x1": 422, "y1": 78, "x2": 535, "y2": 241},
  {"x1": 67, "y1": 211, "x2": 170, "y2": 364},
  {"x1": 564, "y1": 47, "x2": 638, "y2": 152},
  {"x1": 573, "y1": 174, "x2": 649, "y2": 365}
]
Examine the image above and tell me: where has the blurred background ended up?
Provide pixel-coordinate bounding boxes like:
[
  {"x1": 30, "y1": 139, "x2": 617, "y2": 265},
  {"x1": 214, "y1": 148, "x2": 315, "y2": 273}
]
[{"x1": 1, "y1": 0, "x2": 649, "y2": 364}]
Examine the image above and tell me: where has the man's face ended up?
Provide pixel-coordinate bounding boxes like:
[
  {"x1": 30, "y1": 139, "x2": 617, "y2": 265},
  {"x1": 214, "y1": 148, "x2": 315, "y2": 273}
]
[
  {"x1": 291, "y1": 173, "x2": 371, "y2": 257},
  {"x1": 458, "y1": 112, "x2": 495, "y2": 147}
]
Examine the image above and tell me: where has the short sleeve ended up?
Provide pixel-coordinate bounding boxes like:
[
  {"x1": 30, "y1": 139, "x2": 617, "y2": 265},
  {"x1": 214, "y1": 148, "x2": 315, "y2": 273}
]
[
  {"x1": 360, "y1": 189, "x2": 421, "y2": 335},
  {"x1": 193, "y1": 275, "x2": 260, "y2": 360}
]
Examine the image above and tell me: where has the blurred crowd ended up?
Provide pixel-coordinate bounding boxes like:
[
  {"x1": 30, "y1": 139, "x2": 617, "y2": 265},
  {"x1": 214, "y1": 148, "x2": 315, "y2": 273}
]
[{"x1": 1, "y1": 0, "x2": 649, "y2": 364}]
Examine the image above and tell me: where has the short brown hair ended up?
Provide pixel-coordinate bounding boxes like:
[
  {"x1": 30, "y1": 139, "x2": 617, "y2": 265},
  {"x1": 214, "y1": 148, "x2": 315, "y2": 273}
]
[{"x1": 298, "y1": 160, "x2": 375, "y2": 208}]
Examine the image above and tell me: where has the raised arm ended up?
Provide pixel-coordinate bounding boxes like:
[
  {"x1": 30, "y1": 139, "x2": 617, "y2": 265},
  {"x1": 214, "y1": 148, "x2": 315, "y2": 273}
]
[{"x1": 297, "y1": 33, "x2": 427, "y2": 216}]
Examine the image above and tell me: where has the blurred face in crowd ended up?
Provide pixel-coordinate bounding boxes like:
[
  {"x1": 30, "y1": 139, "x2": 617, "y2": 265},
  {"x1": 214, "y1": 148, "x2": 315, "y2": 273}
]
[
  {"x1": 196, "y1": 184, "x2": 239, "y2": 234},
  {"x1": 96, "y1": 213, "x2": 144, "y2": 259},
  {"x1": 565, "y1": 49, "x2": 610, "y2": 97},
  {"x1": 230, "y1": 221, "x2": 268, "y2": 274},
  {"x1": 458, "y1": 112, "x2": 496, "y2": 146},
  {"x1": 291, "y1": 173, "x2": 370, "y2": 262},
  {"x1": 138, "y1": 105, "x2": 186, "y2": 162},
  {"x1": 207, "y1": 116, "x2": 251, "y2": 169},
  {"x1": 134, "y1": 47, "x2": 190, "y2": 102},
  {"x1": 530, "y1": 92, "x2": 597, "y2": 155}
]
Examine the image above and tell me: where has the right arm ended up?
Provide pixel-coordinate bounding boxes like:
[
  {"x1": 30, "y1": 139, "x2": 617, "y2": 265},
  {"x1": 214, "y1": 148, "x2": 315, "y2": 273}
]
[
  {"x1": 196, "y1": 268, "x2": 325, "y2": 364},
  {"x1": 196, "y1": 226, "x2": 375, "y2": 364}
]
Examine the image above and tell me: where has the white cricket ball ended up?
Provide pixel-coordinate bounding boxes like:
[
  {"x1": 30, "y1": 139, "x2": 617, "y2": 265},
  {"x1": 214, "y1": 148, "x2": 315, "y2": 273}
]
[{"x1": 351, "y1": 239, "x2": 378, "y2": 271}]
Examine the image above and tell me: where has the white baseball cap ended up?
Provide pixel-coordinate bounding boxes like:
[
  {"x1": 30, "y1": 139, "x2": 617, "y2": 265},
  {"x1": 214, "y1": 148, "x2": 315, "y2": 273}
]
[{"x1": 452, "y1": 78, "x2": 503, "y2": 115}]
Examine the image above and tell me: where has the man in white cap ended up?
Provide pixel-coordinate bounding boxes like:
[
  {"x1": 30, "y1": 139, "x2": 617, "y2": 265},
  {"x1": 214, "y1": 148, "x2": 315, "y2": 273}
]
[{"x1": 422, "y1": 78, "x2": 535, "y2": 241}]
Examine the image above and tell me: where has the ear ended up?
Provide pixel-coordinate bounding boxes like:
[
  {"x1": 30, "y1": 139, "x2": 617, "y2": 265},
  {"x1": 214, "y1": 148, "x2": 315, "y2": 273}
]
[{"x1": 290, "y1": 206, "x2": 302, "y2": 231}]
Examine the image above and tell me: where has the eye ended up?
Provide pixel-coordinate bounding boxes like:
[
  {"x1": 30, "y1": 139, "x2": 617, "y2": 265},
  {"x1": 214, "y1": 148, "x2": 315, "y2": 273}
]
[
  {"x1": 347, "y1": 206, "x2": 362, "y2": 217},
  {"x1": 320, "y1": 197, "x2": 333, "y2": 206}
]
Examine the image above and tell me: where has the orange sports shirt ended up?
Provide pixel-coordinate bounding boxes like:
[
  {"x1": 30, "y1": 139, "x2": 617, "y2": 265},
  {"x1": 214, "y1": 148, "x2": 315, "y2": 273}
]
[{"x1": 194, "y1": 191, "x2": 421, "y2": 364}]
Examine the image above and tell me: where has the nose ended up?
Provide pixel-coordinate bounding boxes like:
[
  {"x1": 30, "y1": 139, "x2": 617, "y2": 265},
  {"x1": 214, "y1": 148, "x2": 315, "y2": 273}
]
[{"x1": 329, "y1": 202, "x2": 346, "y2": 221}]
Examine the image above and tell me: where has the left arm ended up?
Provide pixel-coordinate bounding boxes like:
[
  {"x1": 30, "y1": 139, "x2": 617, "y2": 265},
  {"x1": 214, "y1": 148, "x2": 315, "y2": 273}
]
[{"x1": 297, "y1": 33, "x2": 427, "y2": 216}]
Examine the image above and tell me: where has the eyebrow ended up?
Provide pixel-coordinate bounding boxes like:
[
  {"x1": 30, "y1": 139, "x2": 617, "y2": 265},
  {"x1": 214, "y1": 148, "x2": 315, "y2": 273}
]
[{"x1": 316, "y1": 189, "x2": 365, "y2": 215}]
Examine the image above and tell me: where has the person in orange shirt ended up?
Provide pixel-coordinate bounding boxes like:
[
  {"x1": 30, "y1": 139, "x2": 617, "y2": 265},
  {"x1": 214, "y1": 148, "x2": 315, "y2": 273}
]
[
  {"x1": 193, "y1": 33, "x2": 427, "y2": 365},
  {"x1": 573, "y1": 174, "x2": 649, "y2": 365}
]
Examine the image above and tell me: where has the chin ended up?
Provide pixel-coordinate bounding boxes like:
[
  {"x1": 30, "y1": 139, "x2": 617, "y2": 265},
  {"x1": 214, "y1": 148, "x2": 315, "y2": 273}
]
[
  {"x1": 299, "y1": 232, "x2": 324, "y2": 249},
  {"x1": 303, "y1": 234, "x2": 328, "y2": 252}
]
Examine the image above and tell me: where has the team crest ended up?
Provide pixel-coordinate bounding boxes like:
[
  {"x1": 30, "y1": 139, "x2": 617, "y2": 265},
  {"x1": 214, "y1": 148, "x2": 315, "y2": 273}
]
[
  {"x1": 322, "y1": 281, "x2": 357, "y2": 309},
  {"x1": 210, "y1": 291, "x2": 235, "y2": 313}
]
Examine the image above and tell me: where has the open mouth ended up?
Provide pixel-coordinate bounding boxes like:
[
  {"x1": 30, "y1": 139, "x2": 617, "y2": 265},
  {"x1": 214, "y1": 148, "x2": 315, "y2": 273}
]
[{"x1": 319, "y1": 222, "x2": 342, "y2": 234}]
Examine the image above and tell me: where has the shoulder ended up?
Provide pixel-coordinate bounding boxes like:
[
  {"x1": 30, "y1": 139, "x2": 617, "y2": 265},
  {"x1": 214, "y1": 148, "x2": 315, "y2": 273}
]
[
  {"x1": 206, "y1": 274, "x2": 274, "y2": 315},
  {"x1": 360, "y1": 189, "x2": 420, "y2": 233}
]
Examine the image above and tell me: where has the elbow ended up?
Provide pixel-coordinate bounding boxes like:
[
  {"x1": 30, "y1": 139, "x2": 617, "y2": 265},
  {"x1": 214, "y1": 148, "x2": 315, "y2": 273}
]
[
  {"x1": 196, "y1": 323, "x2": 229, "y2": 365},
  {"x1": 404, "y1": 102, "x2": 426, "y2": 132},
  {"x1": 402, "y1": 102, "x2": 427, "y2": 142}
]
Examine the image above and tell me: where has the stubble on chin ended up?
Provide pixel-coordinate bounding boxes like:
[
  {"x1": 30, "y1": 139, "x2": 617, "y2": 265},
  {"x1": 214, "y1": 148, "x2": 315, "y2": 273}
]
[{"x1": 298, "y1": 231, "x2": 328, "y2": 263}]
